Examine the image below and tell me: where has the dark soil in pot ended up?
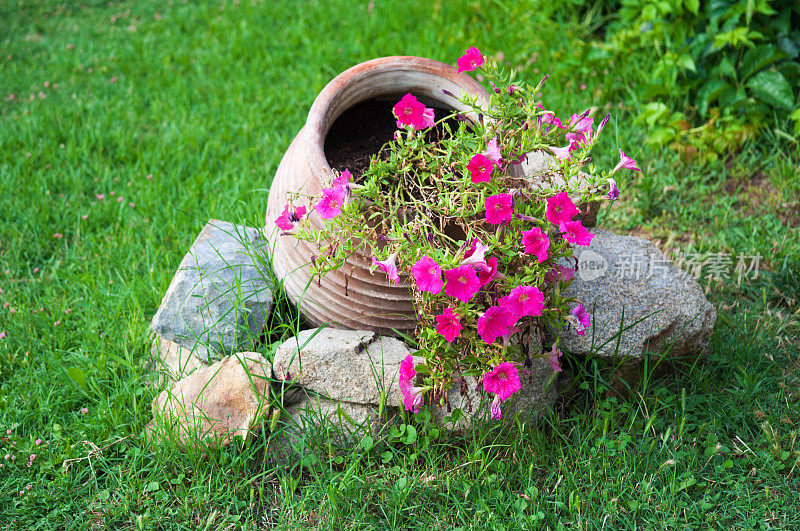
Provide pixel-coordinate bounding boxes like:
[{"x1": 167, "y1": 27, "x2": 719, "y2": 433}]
[{"x1": 324, "y1": 98, "x2": 460, "y2": 179}]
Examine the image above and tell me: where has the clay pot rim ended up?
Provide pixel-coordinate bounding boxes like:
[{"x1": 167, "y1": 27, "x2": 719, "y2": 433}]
[{"x1": 304, "y1": 55, "x2": 489, "y2": 180}]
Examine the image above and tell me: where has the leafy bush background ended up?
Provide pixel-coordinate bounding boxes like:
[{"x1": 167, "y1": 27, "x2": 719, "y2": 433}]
[{"x1": 561, "y1": 0, "x2": 800, "y2": 160}]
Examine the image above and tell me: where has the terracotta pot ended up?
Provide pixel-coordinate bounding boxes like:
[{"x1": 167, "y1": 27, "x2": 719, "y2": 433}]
[{"x1": 265, "y1": 56, "x2": 491, "y2": 334}]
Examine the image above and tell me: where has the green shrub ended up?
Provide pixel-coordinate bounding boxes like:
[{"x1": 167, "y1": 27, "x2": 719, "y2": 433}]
[{"x1": 572, "y1": 0, "x2": 800, "y2": 159}]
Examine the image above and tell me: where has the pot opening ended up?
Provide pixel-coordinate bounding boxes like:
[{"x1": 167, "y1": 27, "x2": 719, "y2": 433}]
[{"x1": 324, "y1": 97, "x2": 460, "y2": 180}]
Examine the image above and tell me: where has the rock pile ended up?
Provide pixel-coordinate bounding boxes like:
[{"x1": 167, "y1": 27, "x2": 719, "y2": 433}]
[{"x1": 147, "y1": 217, "x2": 716, "y2": 447}]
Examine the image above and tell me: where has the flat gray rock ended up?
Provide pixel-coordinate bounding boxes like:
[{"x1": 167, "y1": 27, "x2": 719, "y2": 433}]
[
  {"x1": 282, "y1": 389, "x2": 391, "y2": 439},
  {"x1": 151, "y1": 220, "x2": 273, "y2": 361},
  {"x1": 272, "y1": 328, "x2": 417, "y2": 407},
  {"x1": 560, "y1": 230, "x2": 716, "y2": 362}
]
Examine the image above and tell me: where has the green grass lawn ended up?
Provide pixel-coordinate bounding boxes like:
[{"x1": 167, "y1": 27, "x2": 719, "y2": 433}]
[{"x1": 1, "y1": 0, "x2": 799, "y2": 528}]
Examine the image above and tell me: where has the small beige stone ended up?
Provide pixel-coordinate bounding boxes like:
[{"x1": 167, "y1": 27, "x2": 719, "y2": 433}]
[
  {"x1": 151, "y1": 335, "x2": 205, "y2": 383},
  {"x1": 152, "y1": 352, "x2": 272, "y2": 448}
]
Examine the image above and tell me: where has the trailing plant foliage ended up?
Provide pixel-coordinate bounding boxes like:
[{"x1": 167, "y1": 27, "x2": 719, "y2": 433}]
[
  {"x1": 572, "y1": 0, "x2": 800, "y2": 160},
  {"x1": 276, "y1": 48, "x2": 640, "y2": 420}
]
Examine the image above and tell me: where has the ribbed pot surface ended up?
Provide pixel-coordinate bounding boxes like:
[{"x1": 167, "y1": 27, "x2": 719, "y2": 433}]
[{"x1": 265, "y1": 56, "x2": 490, "y2": 334}]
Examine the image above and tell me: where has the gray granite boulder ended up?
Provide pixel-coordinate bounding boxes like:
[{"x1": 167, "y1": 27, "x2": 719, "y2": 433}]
[
  {"x1": 560, "y1": 230, "x2": 716, "y2": 362},
  {"x1": 151, "y1": 220, "x2": 273, "y2": 361},
  {"x1": 151, "y1": 352, "x2": 272, "y2": 448}
]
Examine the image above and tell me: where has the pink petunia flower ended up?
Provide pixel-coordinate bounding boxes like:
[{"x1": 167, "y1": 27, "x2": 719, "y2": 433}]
[
  {"x1": 478, "y1": 256, "x2": 501, "y2": 285},
  {"x1": 612, "y1": 149, "x2": 641, "y2": 173},
  {"x1": 547, "y1": 143, "x2": 574, "y2": 161},
  {"x1": 461, "y1": 238, "x2": 490, "y2": 268},
  {"x1": 399, "y1": 355, "x2": 425, "y2": 414},
  {"x1": 393, "y1": 93, "x2": 435, "y2": 130},
  {"x1": 420, "y1": 107, "x2": 435, "y2": 129},
  {"x1": 521, "y1": 227, "x2": 550, "y2": 263},
  {"x1": 607, "y1": 178, "x2": 620, "y2": 200},
  {"x1": 477, "y1": 306, "x2": 515, "y2": 345},
  {"x1": 444, "y1": 265, "x2": 482, "y2": 303},
  {"x1": 499, "y1": 285, "x2": 544, "y2": 319},
  {"x1": 314, "y1": 186, "x2": 347, "y2": 219},
  {"x1": 411, "y1": 255, "x2": 443, "y2": 294},
  {"x1": 372, "y1": 252, "x2": 400, "y2": 285},
  {"x1": 275, "y1": 204, "x2": 307, "y2": 231},
  {"x1": 331, "y1": 168, "x2": 352, "y2": 190},
  {"x1": 482, "y1": 137, "x2": 502, "y2": 167},
  {"x1": 571, "y1": 304, "x2": 592, "y2": 335},
  {"x1": 538, "y1": 105, "x2": 564, "y2": 131},
  {"x1": 467, "y1": 153, "x2": 495, "y2": 183},
  {"x1": 559, "y1": 220, "x2": 594, "y2": 247},
  {"x1": 544, "y1": 264, "x2": 576, "y2": 283},
  {"x1": 456, "y1": 46, "x2": 484, "y2": 73},
  {"x1": 597, "y1": 113, "x2": 611, "y2": 136},
  {"x1": 482, "y1": 362, "x2": 521, "y2": 401},
  {"x1": 435, "y1": 308, "x2": 463, "y2": 342},
  {"x1": 490, "y1": 394, "x2": 503, "y2": 420},
  {"x1": 544, "y1": 344, "x2": 563, "y2": 372},
  {"x1": 484, "y1": 193, "x2": 513, "y2": 225},
  {"x1": 546, "y1": 192, "x2": 579, "y2": 226},
  {"x1": 569, "y1": 111, "x2": 594, "y2": 133}
]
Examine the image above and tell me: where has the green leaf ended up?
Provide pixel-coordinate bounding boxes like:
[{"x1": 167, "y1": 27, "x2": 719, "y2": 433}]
[
  {"x1": 65, "y1": 367, "x2": 87, "y2": 391},
  {"x1": 719, "y1": 85, "x2": 747, "y2": 108},
  {"x1": 647, "y1": 127, "x2": 677, "y2": 146},
  {"x1": 412, "y1": 363, "x2": 430, "y2": 374},
  {"x1": 790, "y1": 108, "x2": 800, "y2": 135},
  {"x1": 402, "y1": 425, "x2": 417, "y2": 445},
  {"x1": 747, "y1": 70, "x2": 796, "y2": 110},
  {"x1": 677, "y1": 476, "x2": 697, "y2": 493},
  {"x1": 359, "y1": 435, "x2": 374, "y2": 451},
  {"x1": 778, "y1": 62, "x2": 800, "y2": 85},
  {"x1": 678, "y1": 54, "x2": 696, "y2": 72},
  {"x1": 635, "y1": 102, "x2": 670, "y2": 129},
  {"x1": 740, "y1": 45, "x2": 789, "y2": 81},
  {"x1": 697, "y1": 79, "x2": 731, "y2": 116},
  {"x1": 717, "y1": 56, "x2": 737, "y2": 80},
  {"x1": 685, "y1": 0, "x2": 699, "y2": 15},
  {"x1": 144, "y1": 481, "x2": 160, "y2": 493}
]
